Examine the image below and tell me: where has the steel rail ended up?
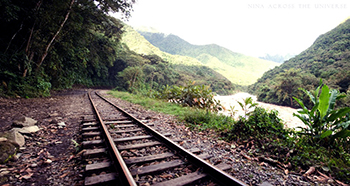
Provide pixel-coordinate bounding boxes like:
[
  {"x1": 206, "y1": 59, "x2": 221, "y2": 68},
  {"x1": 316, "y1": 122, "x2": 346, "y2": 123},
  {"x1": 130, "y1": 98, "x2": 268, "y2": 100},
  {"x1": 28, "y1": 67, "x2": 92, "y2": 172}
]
[
  {"x1": 88, "y1": 91, "x2": 137, "y2": 186},
  {"x1": 96, "y1": 92, "x2": 247, "y2": 186}
]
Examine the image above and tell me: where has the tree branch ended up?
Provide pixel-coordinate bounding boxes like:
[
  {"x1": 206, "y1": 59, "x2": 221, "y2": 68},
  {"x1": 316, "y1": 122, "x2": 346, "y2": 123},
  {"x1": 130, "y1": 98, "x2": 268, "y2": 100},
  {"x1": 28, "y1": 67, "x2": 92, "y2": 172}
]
[
  {"x1": 5, "y1": 23, "x2": 23, "y2": 54},
  {"x1": 26, "y1": 0, "x2": 42, "y2": 55},
  {"x1": 37, "y1": 0, "x2": 74, "y2": 68}
]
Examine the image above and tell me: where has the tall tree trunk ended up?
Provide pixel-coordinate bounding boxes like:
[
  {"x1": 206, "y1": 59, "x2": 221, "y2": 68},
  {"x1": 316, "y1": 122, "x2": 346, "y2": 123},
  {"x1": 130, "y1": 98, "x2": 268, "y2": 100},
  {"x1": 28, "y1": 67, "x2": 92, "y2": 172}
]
[
  {"x1": 5, "y1": 23, "x2": 23, "y2": 54},
  {"x1": 26, "y1": 0, "x2": 42, "y2": 55},
  {"x1": 149, "y1": 73, "x2": 154, "y2": 92},
  {"x1": 130, "y1": 69, "x2": 140, "y2": 91},
  {"x1": 36, "y1": 0, "x2": 74, "y2": 69},
  {"x1": 20, "y1": 0, "x2": 42, "y2": 77}
]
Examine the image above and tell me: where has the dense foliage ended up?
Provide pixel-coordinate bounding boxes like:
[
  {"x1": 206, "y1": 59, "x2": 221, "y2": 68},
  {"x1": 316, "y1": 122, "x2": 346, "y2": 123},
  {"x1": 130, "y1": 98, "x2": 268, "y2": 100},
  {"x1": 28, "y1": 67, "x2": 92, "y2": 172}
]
[
  {"x1": 0, "y1": 0, "x2": 135, "y2": 97},
  {"x1": 293, "y1": 80, "x2": 350, "y2": 147},
  {"x1": 250, "y1": 18, "x2": 350, "y2": 108},
  {"x1": 183, "y1": 110, "x2": 235, "y2": 132},
  {"x1": 155, "y1": 82, "x2": 223, "y2": 112},
  {"x1": 114, "y1": 51, "x2": 177, "y2": 93},
  {"x1": 227, "y1": 107, "x2": 291, "y2": 144},
  {"x1": 110, "y1": 86, "x2": 350, "y2": 183},
  {"x1": 0, "y1": 0, "x2": 235, "y2": 98},
  {"x1": 226, "y1": 105, "x2": 349, "y2": 183},
  {"x1": 113, "y1": 46, "x2": 235, "y2": 96},
  {"x1": 138, "y1": 31, "x2": 279, "y2": 85}
]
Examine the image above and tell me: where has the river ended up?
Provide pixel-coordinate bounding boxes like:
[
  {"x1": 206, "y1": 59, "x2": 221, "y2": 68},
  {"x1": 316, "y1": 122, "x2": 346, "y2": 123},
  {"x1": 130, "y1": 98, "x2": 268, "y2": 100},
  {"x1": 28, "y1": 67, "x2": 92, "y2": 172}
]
[{"x1": 214, "y1": 92, "x2": 306, "y2": 129}]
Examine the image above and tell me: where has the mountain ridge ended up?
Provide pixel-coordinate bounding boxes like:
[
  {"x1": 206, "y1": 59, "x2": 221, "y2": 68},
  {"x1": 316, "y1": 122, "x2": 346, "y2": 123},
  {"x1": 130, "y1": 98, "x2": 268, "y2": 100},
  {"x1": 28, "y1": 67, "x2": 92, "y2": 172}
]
[
  {"x1": 249, "y1": 18, "x2": 350, "y2": 107},
  {"x1": 137, "y1": 30, "x2": 279, "y2": 85},
  {"x1": 120, "y1": 24, "x2": 236, "y2": 95}
]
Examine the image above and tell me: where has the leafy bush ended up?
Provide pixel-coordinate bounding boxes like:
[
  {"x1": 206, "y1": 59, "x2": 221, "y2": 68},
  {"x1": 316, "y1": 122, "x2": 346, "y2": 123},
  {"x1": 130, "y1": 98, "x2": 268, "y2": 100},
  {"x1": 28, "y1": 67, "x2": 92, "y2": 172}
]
[
  {"x1": 290, "y1": 143, "x2": 350, "y2": 182},
  {"x1": 109, "y1": 89, "x2": 350, "y2": 183},
  {"x1": 237, "y1": 97, "x2": 258, "y2": 119},
  {"x1": 224, "y1": 106, "x2": 295, "y2": 169},
  {"x1": 293, "y1": 79, "x2": 350, "y2": 146},
  {"x1": 183, "y1": 109, "x2": 235, "y2": 132},
  {"x1": 228, "y1": 107, "x2": 291, "y2": 140},
  {"x1": 157, "y1": 81, "x2": 223, "y2": 112},
  {"x1": 224, "y1": 104, "x2": 350, "y2": 182}
]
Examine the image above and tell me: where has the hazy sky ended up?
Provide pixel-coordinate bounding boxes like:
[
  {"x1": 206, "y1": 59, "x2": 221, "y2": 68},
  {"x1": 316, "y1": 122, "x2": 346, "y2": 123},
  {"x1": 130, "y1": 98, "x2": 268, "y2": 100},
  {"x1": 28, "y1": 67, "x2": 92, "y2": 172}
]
[{"x1": 115, "y1": 0, "x2": 350, "y2": 57}]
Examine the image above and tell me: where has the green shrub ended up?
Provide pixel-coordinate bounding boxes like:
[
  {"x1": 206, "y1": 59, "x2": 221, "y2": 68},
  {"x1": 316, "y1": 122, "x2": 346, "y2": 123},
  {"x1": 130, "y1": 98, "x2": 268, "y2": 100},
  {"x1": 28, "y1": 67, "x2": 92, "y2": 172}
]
[
  {"x1": 289, "y1": 142, "x2": 350, "y2": 183},
  {"x1": 109, "y1": 89, "x2": 350, "y2": 183},
  {"x1": 183, "y1": 109, "x2": 235, "y2": 132},
  {"x1": 157, "y1": 81, "x2": 223, "y2": 112},
  {"x1": 228, "y1": 107, "x2": 291, "y2": 140},
  {"x1": 293, "y1": 79, "x2": 350, "y2": 147},
  {"x1": 237, "y1": 97, "x2": 258, "y2": 119}
]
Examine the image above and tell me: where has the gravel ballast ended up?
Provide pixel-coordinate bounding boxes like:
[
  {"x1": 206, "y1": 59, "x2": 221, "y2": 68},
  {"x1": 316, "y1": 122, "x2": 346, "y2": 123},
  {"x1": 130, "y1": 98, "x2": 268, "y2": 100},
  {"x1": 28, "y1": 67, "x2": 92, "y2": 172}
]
[{"x1": 0, "y1": 89, "x2": 329, "y2": 185}]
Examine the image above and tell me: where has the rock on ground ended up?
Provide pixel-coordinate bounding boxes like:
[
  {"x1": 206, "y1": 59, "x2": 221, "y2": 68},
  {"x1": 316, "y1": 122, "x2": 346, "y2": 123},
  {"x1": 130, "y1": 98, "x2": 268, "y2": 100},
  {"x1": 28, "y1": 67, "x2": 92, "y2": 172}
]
[
  {"x1": 0, "y1": 89, "x2": 326, "y2": 186},
  {"x1": 12, "y1": 116, "x2": 38, "y2": 127}
]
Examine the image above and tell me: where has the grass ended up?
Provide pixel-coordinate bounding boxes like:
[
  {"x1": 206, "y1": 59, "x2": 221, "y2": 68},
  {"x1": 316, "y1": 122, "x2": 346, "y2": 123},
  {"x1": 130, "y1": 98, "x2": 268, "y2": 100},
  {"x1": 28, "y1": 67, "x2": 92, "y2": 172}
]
[
  {"x1": 182, "y1": 109, "x2": 235, "y2": 132},
  {"x1": 108, "y1": 90, "x2": 234, "y2": 131},
  {"x1": 108, "y1": 90, "x2": 350, "y2": 183},
  {"x1": 108, "y1": 90, "x2": 192, "y2": 116}
]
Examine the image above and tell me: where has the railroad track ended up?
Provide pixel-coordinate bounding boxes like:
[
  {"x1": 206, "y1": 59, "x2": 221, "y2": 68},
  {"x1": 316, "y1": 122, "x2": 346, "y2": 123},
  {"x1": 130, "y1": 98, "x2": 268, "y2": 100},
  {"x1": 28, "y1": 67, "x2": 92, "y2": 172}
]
[{"x1": 81, "y1": 91, "x2": 247, "y2": 186}]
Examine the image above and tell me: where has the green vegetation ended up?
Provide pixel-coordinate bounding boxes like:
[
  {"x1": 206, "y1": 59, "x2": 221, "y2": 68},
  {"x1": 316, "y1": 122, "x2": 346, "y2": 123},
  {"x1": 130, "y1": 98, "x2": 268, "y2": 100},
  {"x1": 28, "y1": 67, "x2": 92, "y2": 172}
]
[
  {"x1": 120, "y1": 25, "x2": 236, "y2": 95},
  {"x1": 108, "y1": 80, "x2": 350, "y2": 183},
  {"x1": 227, "y1": 107, "x2": 292, "y2": 147},
  {"x1": 0, "y1": 0, "x2": 135, "y2": 97},
  {"x1": 293, "y1": 80, "x2": 350, "y2": 146},
  {"x1": 183, "y1": 110, "x2": 235, "y2": 132},
  {"x1": 108, "y1": 91, "x2": 192, "y2": 116},
  {"x1": 238, "y1": 97, "x2": 258, "y2": 119},
  {"x1": 250, "y1": 18, "x2": 350, "y2": 108},
  {"x1": 155, "y1": 81, "x2": 222, "y2": 112},
  {"x1": 137, "y1": 31, "x2": 280, "y2": 85},
  {"x1": 113, "y1": 49, "x2": 235, "y2": 96},
  {"x1": 0, "y1": 1, "x2": 235, "y2": 97},
  {"x1": 2, "y1": 0, "x2": 349, "y2": 182}
]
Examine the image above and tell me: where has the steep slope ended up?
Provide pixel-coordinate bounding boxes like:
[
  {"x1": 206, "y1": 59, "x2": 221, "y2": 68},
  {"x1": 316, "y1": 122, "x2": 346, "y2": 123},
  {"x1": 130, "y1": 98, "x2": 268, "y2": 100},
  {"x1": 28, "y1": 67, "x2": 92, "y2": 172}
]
[
  {"x1": 120, "y1": 24, "x2": 236, "y2": 95},
  {"x1": 138, "y1": 31, "x2": 280, "y2": 85},
  {"x1": 122, "y1": 25, "x2": 203, "y2": 66},
  {"x1": 250, "y1": 18, "x2": 350, "y2": 107}
]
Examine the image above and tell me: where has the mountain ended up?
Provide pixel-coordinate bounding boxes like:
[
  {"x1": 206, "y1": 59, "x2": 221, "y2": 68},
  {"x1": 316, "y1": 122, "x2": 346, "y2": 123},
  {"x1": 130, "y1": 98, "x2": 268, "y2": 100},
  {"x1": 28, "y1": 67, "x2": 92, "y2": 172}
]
[
  {"x1": 249, "y1": 18, "x2": 350, "y2": 107},
  {"x1": 137, "y1": 31, "x2": 280, "y2": 85},
  {"x1": 259, "y1": 53, "x2": 296, "y2": 63},
  {"x1": 121, "y1": 25, "x2": 203, "y2": 66},
  {"x1": 120, "y1": 24, "x2": 236, "y2": 95}
]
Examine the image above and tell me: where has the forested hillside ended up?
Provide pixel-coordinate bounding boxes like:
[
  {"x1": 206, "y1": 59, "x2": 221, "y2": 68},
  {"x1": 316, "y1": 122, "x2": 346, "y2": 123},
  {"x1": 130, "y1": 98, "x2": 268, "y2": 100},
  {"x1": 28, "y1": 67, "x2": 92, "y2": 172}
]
[
  {"x1": 120, "y1": 25, "x2": 236, "y2": 95},
  {"x1": 0, "y1": 0, "x2": 234, "y2": 97},
  {"x1": 138, "y1": 31, "x2": 279, "y2": 85},
  {"x1": 250, "y1": 18, "x2": 350, "y2": 108}
]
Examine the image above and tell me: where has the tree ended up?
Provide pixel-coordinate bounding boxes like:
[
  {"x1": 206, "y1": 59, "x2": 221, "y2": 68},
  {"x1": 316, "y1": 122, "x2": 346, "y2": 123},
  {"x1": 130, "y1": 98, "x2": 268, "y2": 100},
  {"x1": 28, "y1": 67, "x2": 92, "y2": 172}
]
[
  {"x1": 0, "y1": 0, "x2": 135, "y2": 96},
  {"x1": 274, "y1": 68, "x2": 303, "y2": 107},
  {"x1": 117, "y1": 66, "x2": 144, "y2": 92}
]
